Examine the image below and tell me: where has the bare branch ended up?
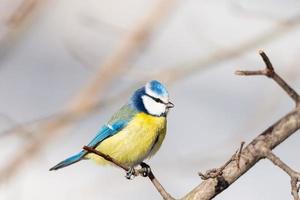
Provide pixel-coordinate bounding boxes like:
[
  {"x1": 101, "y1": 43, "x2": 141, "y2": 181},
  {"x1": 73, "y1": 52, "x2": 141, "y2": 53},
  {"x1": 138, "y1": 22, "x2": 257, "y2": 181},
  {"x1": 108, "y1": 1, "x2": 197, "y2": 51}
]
[
  {"x1": 263, "y1": 148, "x2": 300, "y2": 200},
  {"x1": 2, "y1": 8, "x2": 300, "y2": 200},
  {"x1": 198, "y1": 141, "x2": 245, "y2": 180},
  {"x1": 83, "y1": 146, "x2": 128, "y2": 171},
  {"x1": 83, "y1": 146, "x2": 175, "y2": 200},
  {"x1": 236, "y1": 50, "x2": 300, "y2": 106},
  {"x1": 181, "y1": 51, "x2": 300, "y2": 200}
]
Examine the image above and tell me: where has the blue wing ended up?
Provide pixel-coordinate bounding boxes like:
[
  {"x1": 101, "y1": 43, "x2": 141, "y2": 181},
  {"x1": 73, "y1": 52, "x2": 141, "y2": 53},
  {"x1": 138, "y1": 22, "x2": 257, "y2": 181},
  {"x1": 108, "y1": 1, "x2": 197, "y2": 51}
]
[
  {"x1": 86, "y1": 103, "x2": 138, "y2": 148},
  {"x1": 87, "y1": 120, "x2": 127, "y2": 148},
  {"x1": 50, "y1": 104, "x2": 138, "y2": 171},
  {"x1": 49, "y1": 120, "x2": 127, "y2": 171}
]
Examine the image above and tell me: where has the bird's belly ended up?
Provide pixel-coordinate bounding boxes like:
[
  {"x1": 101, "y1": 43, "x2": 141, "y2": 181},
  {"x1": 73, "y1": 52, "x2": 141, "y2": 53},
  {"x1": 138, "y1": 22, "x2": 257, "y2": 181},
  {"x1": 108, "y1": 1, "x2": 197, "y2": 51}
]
[{"x1": 86, "y1": 113, "x2": 166, "y2": 167}]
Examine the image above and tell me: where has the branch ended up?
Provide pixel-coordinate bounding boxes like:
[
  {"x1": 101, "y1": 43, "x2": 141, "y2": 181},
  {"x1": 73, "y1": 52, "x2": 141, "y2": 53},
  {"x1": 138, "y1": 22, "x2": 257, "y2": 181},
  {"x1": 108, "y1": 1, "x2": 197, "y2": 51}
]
[
  {"x1": 83, "y1": 146, "x2": 174, "y2": 200},
  {"x1": 236, "y1": 50, "x2": 300, "y2": 106},
  {"x1": 181, "y1": 51, "x2": 300, "y2": 200},
  {"x1": 263, "y1": 148, "x2": 300, "y2": 200},
  {"x1": 198, "y1": 142, "x2": 245, "y2": 180},
  {"x1": 2, "y1": 9, "x2": 300, "y2": 198},
  {"x1": 81, "y1": 51, "x2": 300, "y2": 200},
  {"x1": 0, "y1": 0, "x2": 176, "y2": 183}
]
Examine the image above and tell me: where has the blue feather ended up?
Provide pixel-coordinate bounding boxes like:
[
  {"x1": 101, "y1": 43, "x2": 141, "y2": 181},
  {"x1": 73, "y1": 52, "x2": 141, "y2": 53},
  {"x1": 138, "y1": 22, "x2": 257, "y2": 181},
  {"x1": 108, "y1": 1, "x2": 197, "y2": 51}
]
[
  {"x1": 148, "y1": 80, "x2": 168, "y2": 96},
  {"x1": 49, "y1": 151, "x2": 85, "y2": 171},
  {"x1": 87, "y1": 120, "x2": 127, "y2": 148},
  {"x1": 131, "y1": 87, "x2": 147, "y2": 113}
]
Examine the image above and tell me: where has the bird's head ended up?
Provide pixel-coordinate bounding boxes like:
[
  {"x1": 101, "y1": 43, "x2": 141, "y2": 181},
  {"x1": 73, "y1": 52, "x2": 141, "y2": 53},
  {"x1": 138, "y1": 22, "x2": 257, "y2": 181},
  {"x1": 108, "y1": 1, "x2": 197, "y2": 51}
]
[{"x1": 131, "y1": 80, "x2": 174, "y2": 117}]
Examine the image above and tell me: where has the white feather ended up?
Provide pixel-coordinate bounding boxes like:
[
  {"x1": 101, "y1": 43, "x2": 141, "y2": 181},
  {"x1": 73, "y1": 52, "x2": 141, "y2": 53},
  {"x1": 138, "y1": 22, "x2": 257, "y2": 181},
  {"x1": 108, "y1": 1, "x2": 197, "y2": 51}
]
[{"x1": 141, "y1": 95, "x2": 166, "y2": 116}]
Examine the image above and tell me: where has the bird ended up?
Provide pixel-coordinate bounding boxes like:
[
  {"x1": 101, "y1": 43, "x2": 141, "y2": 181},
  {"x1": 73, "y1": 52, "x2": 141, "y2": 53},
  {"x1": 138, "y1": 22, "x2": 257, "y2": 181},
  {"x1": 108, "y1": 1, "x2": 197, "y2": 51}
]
[{"x1": 49, "y1": 80, "x2": 174, "y2": 178}]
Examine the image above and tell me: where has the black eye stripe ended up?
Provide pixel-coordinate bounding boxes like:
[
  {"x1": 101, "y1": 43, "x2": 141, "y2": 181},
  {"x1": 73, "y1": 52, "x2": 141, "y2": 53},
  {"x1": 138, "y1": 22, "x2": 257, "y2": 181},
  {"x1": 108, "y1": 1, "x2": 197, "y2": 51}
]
[{"x1": 145, "y1": 94, "x2": 166, "y2": 104}]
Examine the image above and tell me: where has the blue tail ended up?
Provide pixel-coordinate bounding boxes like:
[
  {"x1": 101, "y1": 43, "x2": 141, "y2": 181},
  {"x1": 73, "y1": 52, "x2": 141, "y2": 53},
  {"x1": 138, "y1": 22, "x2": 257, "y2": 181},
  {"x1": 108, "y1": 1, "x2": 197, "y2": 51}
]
[{"x1": 49, "y1": 151, "x2": 85, "y2": 171}]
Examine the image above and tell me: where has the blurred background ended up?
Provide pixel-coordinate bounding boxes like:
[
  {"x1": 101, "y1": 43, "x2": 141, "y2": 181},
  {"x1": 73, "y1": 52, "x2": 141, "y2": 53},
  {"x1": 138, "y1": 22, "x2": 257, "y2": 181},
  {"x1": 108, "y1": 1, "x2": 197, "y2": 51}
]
[{"x1": 0, "y1": 0, "x2": 300, "y2": 199}]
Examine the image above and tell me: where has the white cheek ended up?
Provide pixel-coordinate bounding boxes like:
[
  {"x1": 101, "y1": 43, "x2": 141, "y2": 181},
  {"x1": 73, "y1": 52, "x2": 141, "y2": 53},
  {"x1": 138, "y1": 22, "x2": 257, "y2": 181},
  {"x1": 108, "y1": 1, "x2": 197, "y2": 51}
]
[{"x1": 142, "y1": 96, "x2": 166, "y2": 116}]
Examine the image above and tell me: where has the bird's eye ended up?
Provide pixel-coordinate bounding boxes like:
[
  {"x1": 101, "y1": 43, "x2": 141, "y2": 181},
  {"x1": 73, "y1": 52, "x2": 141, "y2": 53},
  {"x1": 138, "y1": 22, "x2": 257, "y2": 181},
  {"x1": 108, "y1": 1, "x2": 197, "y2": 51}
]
[
  {"x1": 153, "y1": 97, "x2": 161, "y2": 103},
  {"x1": 145, "y1": 94, "x2": 165, "y2": 104}
]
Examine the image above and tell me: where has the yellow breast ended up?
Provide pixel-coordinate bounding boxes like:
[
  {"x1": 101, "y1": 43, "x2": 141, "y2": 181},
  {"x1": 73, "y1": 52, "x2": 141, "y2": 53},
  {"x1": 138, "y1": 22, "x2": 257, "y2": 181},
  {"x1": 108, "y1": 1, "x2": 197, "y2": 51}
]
[{"x1": 86, "y1": 112, "x2": 167, "y2": 167}]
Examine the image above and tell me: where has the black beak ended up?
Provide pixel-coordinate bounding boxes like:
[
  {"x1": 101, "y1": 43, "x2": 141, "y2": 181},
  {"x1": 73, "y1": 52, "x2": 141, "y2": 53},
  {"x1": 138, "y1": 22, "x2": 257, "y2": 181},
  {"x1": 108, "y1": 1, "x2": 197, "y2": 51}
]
[{"x1": 166, "y1": 101, "x2": 174, "y2": 108}]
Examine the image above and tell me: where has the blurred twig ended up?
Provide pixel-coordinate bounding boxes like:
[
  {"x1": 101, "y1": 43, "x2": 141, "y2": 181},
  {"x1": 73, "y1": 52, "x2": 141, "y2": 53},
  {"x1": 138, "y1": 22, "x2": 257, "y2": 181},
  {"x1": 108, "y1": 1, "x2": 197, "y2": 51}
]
[
  {"x1": 68, "y1": 0, "x2": 176, "y2": 114},
  {"x1": 0, "y1": 0, "x2": 176, "y2": 183},
  {"x1": 4, "y1": 8, "x2": 300, "y2": 137},
  {"x1": 0, "y1": 0, "x2": 43, "y2": 51},
  {"x1": 140, "y1": 14, "x2": 300, "y2": 84},
  {"x1": 2, "y1": 0, "x2": 300, "y2": 189},
  {"x1": 0, "y1": 113, "x2": 34, "y2": 138},
  {"x1": 2, "y1": 8, "x2": 300, "y2": 139},
  {"x1": 5, "y1": 0, "x2": 39, "y2": 28}
]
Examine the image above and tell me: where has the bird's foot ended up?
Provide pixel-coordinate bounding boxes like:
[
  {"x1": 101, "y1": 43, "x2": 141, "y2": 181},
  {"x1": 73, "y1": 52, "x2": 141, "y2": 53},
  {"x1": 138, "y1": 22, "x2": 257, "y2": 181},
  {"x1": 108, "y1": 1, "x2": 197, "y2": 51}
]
[
  {"x1": 140, "y1": 162, "x2": 151, "y2": 177},
  {"x1": 125, "y1": 167, "x2": 136, "y2": 180},
  {"x1": 125, "y1": 163, "x2": 152, "y2": 179}
]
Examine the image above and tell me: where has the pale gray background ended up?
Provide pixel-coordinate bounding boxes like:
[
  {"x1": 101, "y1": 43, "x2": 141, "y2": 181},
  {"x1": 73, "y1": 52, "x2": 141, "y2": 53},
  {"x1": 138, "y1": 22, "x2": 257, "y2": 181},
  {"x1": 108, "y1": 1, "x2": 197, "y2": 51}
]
[{"x1": 1, "y1": 0, "x2": 300, "y2": 199}]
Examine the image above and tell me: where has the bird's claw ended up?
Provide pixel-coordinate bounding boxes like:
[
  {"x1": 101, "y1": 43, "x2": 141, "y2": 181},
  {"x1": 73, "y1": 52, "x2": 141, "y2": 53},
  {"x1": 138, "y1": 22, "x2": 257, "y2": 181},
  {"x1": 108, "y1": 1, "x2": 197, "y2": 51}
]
[
  {"x1": 125, "y1": 167, "x2": 136, "y2": 180},
  {"x1": 140, "y1": 162, "x2": 151, "y2": 177},
  {"x1": 125, "y1": 163, "x2": 151, "y2": 179}
]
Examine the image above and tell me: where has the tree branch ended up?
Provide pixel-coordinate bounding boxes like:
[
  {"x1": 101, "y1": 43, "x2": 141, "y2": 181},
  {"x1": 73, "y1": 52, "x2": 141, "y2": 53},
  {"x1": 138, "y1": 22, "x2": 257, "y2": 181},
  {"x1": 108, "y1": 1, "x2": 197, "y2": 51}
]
[
  {"x1": 263, "y1": 148, "x2": 300, "y2": 200},
  {"x1": 181, "y1": 50, "x2": 300, "y2": 199},
  {"x1": 83, "y1": 146, "x2": 174, "y2": 200},
  {"x1": 236, "y1": 50, "x2": 300, "y2": 106},
  {"x1": 198, "y1": 141, "x2": 245, "y2": 179},
  {"x1": 82, "y1": 51, "x2": 300, "y2": 200}
]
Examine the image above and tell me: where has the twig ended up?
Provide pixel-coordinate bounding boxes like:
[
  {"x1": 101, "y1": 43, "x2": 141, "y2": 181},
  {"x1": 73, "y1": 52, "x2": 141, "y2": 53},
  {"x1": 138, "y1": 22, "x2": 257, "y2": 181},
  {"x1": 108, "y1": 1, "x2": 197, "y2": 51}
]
[
  {"x1": 83, "y1": 146, "x2": 175, "y2": 200},
  {"x1": 0, "y1": 113, "x2": 35, "y2": 139},
  {"x1": 198, "y1": 157, "x2": 234, "y2": 180},
  {"x1": 5, "y1": 0, "x2": 39, "y2": 28},
  {"x1": 181, "y1": 51, "x2": 300, "y2": 200},
  {"x1": 236, "y1": 50, "x2": 300, "y2": 106},
  {"x1": 3, "y1": 10, "x2": 300, "y2": 141},
  {"x1": 68, "y1": 0, "x2": 176, "y2": 113},
  {"x1": 0, "y1": 0, "x2": 43, "y2": 51},
  {"x1": 198, "y1": 141, "x2": 245, "y2": 179},
  {"x1": 83, "y1": 146, "x2": 128, "y2": 171},
  {"x1": 236, "y1": 141, "x2": 245, "y2": 169},
  {"x1": 2, "y1": 10, "x2": 300, "y2": 199},
  {"x1": 263, "y1": 148, "x2": 300, "y2": 200},
  {"x1": 0, "y1": 0, "x2": 176, "y2": 184}
]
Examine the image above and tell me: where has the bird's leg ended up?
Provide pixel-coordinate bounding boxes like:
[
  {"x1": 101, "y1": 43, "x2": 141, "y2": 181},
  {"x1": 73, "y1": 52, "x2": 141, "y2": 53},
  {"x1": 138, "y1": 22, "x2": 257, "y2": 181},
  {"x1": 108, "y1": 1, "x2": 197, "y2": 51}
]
[
  {"x1": 140, "y1": 162, "x2": 151, "y2": 177},
  {"x1": 125, "y1": 167, "x2": 136, "y2": 179}
]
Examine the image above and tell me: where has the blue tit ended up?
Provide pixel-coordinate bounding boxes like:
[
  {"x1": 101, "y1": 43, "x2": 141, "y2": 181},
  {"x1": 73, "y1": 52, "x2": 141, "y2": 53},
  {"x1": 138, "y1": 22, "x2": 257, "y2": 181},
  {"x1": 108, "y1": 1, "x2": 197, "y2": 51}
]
[{"x1": 50, "y1": 80, "x2": 174, "y2": 173}]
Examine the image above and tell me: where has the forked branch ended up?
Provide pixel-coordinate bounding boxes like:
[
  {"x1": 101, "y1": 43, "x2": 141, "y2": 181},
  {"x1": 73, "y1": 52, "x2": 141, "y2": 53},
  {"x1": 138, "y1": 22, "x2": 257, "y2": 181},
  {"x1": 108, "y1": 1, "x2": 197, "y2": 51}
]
[
  {"x1": 83, "y1": 51, "x2": 300, "y2": 200},
  {"x1": 181, "y1": 51, "x2": 300, "y2": 200},
  {"x1": 263, "y1": 148, "x2": 300, "y2": 200},
  {"x1": 236, "y1": 50, "x2": 300, "y2": 106}
]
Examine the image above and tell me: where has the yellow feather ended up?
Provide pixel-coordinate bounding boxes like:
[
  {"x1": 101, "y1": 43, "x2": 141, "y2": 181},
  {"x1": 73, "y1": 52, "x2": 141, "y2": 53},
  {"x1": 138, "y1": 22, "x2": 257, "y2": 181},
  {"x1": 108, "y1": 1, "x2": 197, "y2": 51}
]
[{"x1": 85, "y1": 112, "x2": 167, "y2": 167}]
